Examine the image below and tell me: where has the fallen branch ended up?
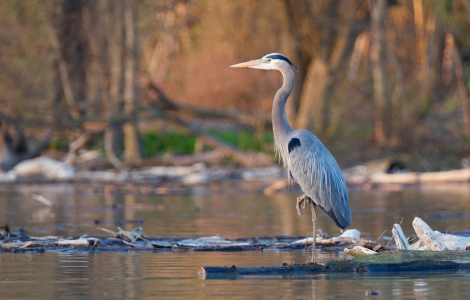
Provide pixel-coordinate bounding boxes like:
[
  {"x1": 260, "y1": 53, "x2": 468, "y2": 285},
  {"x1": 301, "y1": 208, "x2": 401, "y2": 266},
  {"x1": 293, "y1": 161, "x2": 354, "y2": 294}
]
[
  {"x1": 64, "y1": 134, "x2": 91, "y2": 166},
  {"x1": 292, "y1": 236, "x2": 395, "y2": 251},
  {"x1": 157, "y1": 149, "x2": 227, "y2": 166},
  {"x1": 419, "y1": 169, "x2": 470, "y2": 183},
  {"x1": 392, "y1": 223, "x2": 410, "y2": 250},
  {"x1": 56, "y1": 238, "x2": 90, "y2": 247},
  {"x1": 145, "y1": 80, "x2": 272, "y2": 129},
  {"x1": 31, "y1": 194, "x2": 55, "y2": 207},
  {"x1": 346, "y1": 169, "x2": 470, "y2": 185},
  {"x1": 20, "y1": 241, "x2": 33, "y2": 249},
  {"x1": 154, "y1": 112, "x2": 274, "y2": 168},
  {"x1": 264, "y1": 179, "x2": 289, "y2": 195}
]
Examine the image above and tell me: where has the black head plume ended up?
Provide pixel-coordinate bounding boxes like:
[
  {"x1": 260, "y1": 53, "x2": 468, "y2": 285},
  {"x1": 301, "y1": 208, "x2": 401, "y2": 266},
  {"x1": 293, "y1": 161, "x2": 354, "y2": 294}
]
[{"x1": 264, "y1": 53, "x2": 309, "y2": 82}]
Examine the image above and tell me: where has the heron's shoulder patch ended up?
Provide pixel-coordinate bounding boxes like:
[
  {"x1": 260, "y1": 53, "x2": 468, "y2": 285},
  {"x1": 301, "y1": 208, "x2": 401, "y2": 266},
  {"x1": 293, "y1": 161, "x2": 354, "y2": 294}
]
[{"x1": 288, "y1": 138, "x2": 301, "y2": 153}]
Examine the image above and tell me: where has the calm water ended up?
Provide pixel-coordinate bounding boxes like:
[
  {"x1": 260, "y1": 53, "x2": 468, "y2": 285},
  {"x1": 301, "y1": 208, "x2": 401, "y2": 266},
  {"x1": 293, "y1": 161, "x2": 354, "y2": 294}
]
[{"x1": 1, "y1": 183, "x2": 470, "y2": 299}]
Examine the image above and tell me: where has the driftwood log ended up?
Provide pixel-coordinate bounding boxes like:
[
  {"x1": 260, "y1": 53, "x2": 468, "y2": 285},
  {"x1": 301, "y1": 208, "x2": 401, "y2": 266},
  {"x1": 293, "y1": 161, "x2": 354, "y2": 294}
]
[
  {"x1": 345, "y1": 168, "x2": 470, "y2": 186},
  {"x1": 412, "y1": 217, "x2": 448, "y2": 251},
  {"x1": 344, "y1": 246, "x2": 377, "y2": 256},
  {"x1": 199, "y1": 251, "x2": 470, "y2": 279},
  {"x1": 292, "y1": 236, "x2": 395, "y2": 252}
]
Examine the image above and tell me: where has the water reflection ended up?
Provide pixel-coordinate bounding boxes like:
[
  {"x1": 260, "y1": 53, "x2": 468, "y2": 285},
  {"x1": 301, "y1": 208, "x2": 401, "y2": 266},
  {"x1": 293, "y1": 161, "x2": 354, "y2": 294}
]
[
  {"x1": 2, "y1": 250, "x2": 470, "y2": 299},
  {"x1": 1, "y1": 184, "x2": 470, "y2": 299},
  {"x1": 3, "y1": 184, "x2": 470, "y2": 239}
]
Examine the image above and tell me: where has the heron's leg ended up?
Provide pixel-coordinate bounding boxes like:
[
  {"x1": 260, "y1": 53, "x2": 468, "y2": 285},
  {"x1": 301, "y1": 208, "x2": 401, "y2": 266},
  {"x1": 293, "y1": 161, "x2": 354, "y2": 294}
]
[
  {"x1": 296, "y1": 194, "x2": 308, "y2": 217},
  {"x1": 310, "y1": 200, "x2": 317, "y2": 262}
]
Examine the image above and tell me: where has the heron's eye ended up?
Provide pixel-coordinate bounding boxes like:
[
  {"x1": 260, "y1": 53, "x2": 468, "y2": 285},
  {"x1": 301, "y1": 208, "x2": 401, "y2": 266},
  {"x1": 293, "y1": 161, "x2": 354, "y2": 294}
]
[{"x1": 267, "y1": 58, "x2": 272, "y2": 62}]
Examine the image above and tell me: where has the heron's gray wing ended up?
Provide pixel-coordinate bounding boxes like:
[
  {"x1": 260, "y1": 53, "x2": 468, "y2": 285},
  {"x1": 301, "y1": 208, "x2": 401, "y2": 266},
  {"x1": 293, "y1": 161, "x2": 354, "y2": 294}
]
[{"x1": 287, "y1": 130, "x2": 351, "y2": 229}]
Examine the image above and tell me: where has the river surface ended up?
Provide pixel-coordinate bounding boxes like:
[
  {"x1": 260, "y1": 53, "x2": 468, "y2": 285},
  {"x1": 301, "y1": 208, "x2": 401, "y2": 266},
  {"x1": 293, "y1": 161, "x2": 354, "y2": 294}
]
[{"x1": 1, "y1": 183, "x2": 470, "y2": 299}]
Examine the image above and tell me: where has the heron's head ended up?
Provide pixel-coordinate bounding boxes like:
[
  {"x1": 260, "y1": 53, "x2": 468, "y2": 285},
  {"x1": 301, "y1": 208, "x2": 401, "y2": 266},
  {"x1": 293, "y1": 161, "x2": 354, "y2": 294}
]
[{"x1": 230, "y1": 53, "x2": 303, "y2": 75}]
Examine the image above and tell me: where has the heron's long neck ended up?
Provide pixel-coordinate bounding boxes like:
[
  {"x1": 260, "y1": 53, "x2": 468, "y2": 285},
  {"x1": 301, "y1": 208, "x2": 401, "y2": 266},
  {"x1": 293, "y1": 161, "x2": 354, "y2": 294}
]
[{"x1": 272, "y1": 66, "x2": 295, "y2": 166}]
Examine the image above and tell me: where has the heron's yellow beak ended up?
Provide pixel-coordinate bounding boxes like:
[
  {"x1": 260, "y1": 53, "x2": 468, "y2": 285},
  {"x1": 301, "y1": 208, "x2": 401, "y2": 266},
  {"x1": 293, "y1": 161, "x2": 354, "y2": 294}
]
[{"x1": 230, "y1": 59, "x2": 264, "y2": 68}]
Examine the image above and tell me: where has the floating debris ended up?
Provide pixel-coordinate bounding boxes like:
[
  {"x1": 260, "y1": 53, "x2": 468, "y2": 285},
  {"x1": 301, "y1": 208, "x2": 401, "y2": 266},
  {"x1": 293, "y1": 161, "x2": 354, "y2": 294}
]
[
  {"x1": 0, "y1": 225, "x2": 394, "y2": 254},
  {"x1": 1, "y1": 217, "x2": 469, "y2": 255}
]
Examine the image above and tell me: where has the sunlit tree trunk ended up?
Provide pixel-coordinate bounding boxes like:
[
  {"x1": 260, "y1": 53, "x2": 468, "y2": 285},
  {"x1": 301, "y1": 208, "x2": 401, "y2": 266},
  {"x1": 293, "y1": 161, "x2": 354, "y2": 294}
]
[
  {"x1": 294, "y1": 0, "x2": 355, "y2": 135},
  {"x1": 281, "y1": 0, "x2": 312, "y2": 126},
  {"x1": 105, "y1": 0, "x2": 124, "y2": 159},
  {"x1": 295, "y1": 58, "x2": 330, "y2": 133},
  {"x1": 369, "y1": 0, "x2": 388, "y2": 147},
  {"x1": 452, "y1": 34, "x2": 470, "y2": 137},
  {"x1": 123, "y1": 0, "x2": 142, "y2": 161},
  {"x1": 413, "y1": 0, "x2": 429, "y2": 79}
]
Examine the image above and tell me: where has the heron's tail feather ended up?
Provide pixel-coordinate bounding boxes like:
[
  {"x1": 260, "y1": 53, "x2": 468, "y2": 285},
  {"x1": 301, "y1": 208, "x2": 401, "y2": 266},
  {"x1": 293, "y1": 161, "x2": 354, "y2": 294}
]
[{"x1": 317, "y1": 203, "x2": 351, "y2": 230}]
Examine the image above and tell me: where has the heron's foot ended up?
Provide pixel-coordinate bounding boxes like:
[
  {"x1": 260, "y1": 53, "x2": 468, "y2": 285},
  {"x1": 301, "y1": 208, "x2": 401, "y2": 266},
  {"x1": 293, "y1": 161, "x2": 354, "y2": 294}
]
[
  {"x1": 308, "y1": 261, "x2": 327, "y2": 267},
  {"x1": 296, "y1": 194, "x2": 309, "y2": 217}
]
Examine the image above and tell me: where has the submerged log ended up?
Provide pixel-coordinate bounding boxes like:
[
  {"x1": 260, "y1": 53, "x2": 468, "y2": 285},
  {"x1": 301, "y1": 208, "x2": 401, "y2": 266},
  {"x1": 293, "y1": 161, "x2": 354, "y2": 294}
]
[{"x1": 199, "y1": 251, "x2": 470, "y2": 279}]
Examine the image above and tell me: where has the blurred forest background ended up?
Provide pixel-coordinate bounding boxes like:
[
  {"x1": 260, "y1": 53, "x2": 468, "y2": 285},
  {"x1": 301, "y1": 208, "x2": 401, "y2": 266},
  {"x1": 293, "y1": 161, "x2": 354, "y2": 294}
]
[{"x1": 1, "y1": 0, "x2": 470, "y2": 172}]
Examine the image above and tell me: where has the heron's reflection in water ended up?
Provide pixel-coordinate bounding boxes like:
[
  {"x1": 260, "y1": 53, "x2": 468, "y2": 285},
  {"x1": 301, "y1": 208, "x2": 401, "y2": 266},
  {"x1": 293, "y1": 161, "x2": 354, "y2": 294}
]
[{"x1": 311, "y1": 280, "x2": 317, "y2": 300}]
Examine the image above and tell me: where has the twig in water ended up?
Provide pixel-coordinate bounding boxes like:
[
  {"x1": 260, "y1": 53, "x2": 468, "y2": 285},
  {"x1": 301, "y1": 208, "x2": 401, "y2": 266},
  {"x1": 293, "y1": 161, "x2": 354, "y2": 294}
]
[
  {"x1": 32, "y1": 195, "x2": 54, "y2": 207},
  {"x1": 305, "y1": 233, "x2": 309, "y2": 251},
  {"x1": 385, "y1": 218, "x2": 404, "y2": 246},
  {"x1": 374, "y1": 229, "x2": 387, "y2": 243},
  {"x1": 20, "y1": 241, "x2": 32, "y2": 249},
  {"x1": 98, "y1": 227, "x2": 118, "y2": 236},
  {"x1": 386, "y1": 232, "x2": 396, "y2": 246},
  {"x1": 123, "y1": 241, "x2": 135, "y2": 247}
]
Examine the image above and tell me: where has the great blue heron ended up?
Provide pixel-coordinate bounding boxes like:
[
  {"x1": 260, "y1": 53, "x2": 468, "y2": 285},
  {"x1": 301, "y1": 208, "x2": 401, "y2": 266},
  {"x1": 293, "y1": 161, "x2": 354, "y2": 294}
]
[{"x1": 230, "y1": 53, "x2": 351, "y2": 262}]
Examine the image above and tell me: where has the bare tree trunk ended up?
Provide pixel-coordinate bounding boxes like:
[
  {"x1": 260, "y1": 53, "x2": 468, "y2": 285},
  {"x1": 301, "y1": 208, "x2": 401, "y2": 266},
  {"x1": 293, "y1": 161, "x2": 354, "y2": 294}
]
[
  {"x1": 293, "y1": 0, "x2": 355, "y2": 135},
  {"x1": 453, "y1": 35, "x2": 470, "y2": 136},
  {"x1": 442, "y1": 33, "x2": 454, "y2": 85},
  {"x1": 82, "y1": 2, "x2": 107, "y2": 117},
  {"x1": 369, "y1": 0, "x2": 388, "y2": 147},
  {"x1": 281, "y1": 0, "x2": 313, "y2": 125},
  {"x1": 105, "y1": 127, "x2": 124, "y2": 169},
  {"x1": 45, "y1": 19, "x2": 80, "y2": 120},
  {"x1": 326, "y1": 31, "x2": 369, "y2": 137},
  {"x1": 123, "y1": 0, "x2": 142, "y2": 161},
  {"x1": 104, "y1": 0, "x2": 124, "y2": 159},
  {"x1": 148, "y1": 0, "x2": 197, "y2": 85},
  {"x1": 413, "y1": 0, "x2": 428, "y2": 79},
  {"x1": 295, "y1": 58, "x2": 330, "y2": 133}
]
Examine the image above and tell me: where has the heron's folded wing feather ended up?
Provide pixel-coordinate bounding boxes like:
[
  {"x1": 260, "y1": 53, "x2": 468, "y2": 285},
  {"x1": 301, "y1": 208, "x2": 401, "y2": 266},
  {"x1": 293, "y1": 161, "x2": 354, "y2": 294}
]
[{"x1": 288, "y1": 131, "x2": 351, "y2": 229}]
